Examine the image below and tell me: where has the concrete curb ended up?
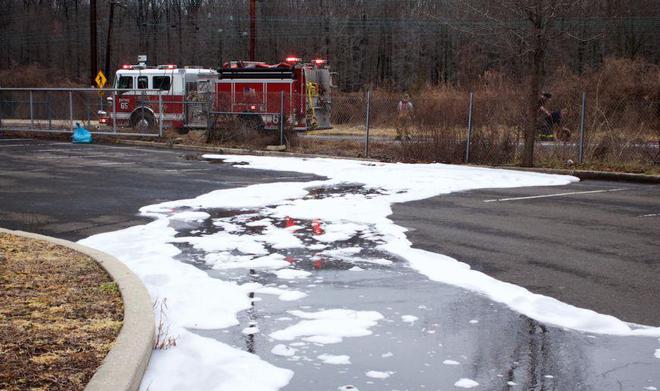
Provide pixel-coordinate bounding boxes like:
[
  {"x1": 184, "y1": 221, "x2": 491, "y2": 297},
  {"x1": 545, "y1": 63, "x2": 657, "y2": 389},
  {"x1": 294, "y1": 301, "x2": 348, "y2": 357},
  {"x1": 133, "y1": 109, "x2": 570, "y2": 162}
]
[
  {"x1": 0, "y1": 228, "x2": 154, "y2": 391},
  {"x1": 110, "y1": 139, "x2": 379, "y2": 161},
  {"x1": 501, "y1": 166, "x2": 660, "y2": 184}
]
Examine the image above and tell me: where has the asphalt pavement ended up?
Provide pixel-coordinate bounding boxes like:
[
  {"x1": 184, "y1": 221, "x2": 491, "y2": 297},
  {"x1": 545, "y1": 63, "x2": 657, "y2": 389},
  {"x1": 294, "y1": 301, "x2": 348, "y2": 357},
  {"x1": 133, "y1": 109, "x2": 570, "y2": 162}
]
[
  {"x1": 1, "y1": 138, "x2": 659, "y2": 389},
  {"x1": 1, "y1": 138, "x2": 658, "y2": 326},
  {"x1": 392, "y1": 180, "x2": 660, "y2": 326},
  {"x1": 0, "y1": 138, "x2": 320, "y2": 241}
]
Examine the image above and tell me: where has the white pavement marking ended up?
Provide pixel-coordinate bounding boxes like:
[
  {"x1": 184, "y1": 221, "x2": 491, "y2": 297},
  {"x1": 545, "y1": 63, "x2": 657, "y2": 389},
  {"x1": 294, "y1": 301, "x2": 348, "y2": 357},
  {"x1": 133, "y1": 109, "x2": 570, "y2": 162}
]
[
  {"x1": 483, "y1": 188, "x2": 628, "y2": 203},
  {"x1": 640, "y1": 213, "x2": 659, "y2": 218},
  {"x1": 164, "y1": 169, "x2": 207, "y2": 173},
  {"x1": 97, "y1": 162, "x2": 136, "y2": 166}
]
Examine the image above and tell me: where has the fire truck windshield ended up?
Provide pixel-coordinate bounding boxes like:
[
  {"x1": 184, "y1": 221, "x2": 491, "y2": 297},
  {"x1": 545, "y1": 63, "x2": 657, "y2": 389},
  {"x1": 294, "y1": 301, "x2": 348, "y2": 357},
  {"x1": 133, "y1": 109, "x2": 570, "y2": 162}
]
[
  {"x1": 117, "y1": 76, "x2": 133, "y2": 89},
  {"x1": 153, "y1": 76, "x2": 171, "y2": 91}
]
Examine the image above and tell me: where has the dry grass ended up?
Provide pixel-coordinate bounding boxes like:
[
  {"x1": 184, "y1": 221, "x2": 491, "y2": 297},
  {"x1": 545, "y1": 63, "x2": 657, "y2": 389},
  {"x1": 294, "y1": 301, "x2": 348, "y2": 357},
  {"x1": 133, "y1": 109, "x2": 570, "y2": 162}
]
[
  {"x1": 0, "y1": 233, "x2": 123, "y2": 390},
  {"x1": 316, "y1": 58, "x2": 659, "y2": 172},
  {"x1": 306, "y1": 124, "x2": 397, "y2": 137}
]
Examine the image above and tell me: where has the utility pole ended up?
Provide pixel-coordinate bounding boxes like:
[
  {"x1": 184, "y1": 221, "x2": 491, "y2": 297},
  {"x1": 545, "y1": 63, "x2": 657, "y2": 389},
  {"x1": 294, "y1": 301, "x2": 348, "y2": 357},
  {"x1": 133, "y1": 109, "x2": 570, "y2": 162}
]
[
  {"x1": 105, "y1": 1, "x2": 125, "y2": 79},
  {"x1": 249, "y1": 0, "x2": 256, "y2": 61},
  {"x1": 104, "y1": 1, "x2": 116, "y2": 80},
  {"x1": 90, "y1": 0, "x2": 98, "y2": 85}
]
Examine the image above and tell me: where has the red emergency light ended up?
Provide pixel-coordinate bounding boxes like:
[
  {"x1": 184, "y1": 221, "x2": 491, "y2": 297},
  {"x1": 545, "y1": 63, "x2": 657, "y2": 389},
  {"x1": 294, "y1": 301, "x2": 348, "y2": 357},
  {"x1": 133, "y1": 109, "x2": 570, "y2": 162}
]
[
  {"x1": 121, "y1": 64, "x2": 133, "y2": 69},
  {"x1": 285, "y1": 56, "x2": 301, "y2": 63},
  {"x1": 313, "y1": 59, "x2": 326, "y2": 65},
  {"x1": 158, "y1": 64, "x2": 177, "y2": 69}
]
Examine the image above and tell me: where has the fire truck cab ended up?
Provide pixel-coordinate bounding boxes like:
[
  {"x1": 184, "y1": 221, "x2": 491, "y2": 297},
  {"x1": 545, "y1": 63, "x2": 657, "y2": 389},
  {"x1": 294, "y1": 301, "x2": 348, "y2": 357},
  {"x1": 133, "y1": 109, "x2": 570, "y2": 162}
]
[{"x1": 100, "y1": 61, "x2": 218, "y2": 131}]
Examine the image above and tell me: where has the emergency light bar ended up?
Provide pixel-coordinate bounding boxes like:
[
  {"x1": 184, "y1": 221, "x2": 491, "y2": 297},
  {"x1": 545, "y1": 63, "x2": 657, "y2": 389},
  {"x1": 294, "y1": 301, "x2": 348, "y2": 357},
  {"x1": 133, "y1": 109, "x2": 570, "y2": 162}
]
[
  {"x1": 158, "y1": 64, "x2": 177, "y2": 69},
  {"x1": 285, "y1": 56, "x2": 302, "y2": 63},
  {"x1": 120, "y1": 64, "x2": 147, "y2": 70}
]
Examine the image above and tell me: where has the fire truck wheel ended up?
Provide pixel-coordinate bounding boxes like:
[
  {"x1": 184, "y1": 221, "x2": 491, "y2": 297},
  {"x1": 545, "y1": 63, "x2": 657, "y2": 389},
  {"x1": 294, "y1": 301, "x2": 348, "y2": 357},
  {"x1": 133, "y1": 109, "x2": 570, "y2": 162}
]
[{"x1": 130, "y1": 110, "x2": 156, "y2": 132}]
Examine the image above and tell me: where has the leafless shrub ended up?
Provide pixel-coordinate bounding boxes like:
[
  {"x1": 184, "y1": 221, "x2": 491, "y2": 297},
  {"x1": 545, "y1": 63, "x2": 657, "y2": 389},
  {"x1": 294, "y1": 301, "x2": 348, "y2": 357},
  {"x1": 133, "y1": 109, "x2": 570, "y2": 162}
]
[
  {"x1": 153, "y1": 298, "x2": 177, "y2": 350},
  {"x1": 207, "y1": 116, "x2": 277, "y2": 148}
]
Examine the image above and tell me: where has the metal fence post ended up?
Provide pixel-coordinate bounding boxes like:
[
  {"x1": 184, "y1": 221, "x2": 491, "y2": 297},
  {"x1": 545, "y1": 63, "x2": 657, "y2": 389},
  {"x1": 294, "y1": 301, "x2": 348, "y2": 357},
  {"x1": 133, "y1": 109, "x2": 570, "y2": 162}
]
[
  {"x1": 364, "y1": 90, "x2": 371, "y2": 158},
  {"x1": 158, "y1": 93, "x2": 163, "y2": 137},
  {"x1": 46, "y1": 92, "x2": 52, "y2": 130},
  {"x1": 112, "y1": 91, "x2": 117, "y2": 133},
  {"x1": 205, "y1": 93, "x2": 213, "y2": 139},
  {"x1": 85, "y1": 97, "x2": 91, "y2": 126},
  {"x1": 465, "y1": 92, "x2": 474, "y2": 163},
  {"x1": 29, "y1": 90, "x2": 34, "y2": 129},
  {"x1": 279, "y1": 91, "x2": 284, "y2": 146},
  {"x1": 69, "y1": 91, "x2": 74, "y2": 130},
  {"x1": 578, "y1": 91, "x2": 586, "y2": 164}
]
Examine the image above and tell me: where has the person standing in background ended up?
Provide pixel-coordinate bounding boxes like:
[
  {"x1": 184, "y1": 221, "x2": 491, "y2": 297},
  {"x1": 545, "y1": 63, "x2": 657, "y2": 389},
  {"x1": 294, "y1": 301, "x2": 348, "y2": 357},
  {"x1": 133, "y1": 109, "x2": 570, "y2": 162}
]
[{"x1": 396, "y1": 93, "x2": 414, "y2": 140}]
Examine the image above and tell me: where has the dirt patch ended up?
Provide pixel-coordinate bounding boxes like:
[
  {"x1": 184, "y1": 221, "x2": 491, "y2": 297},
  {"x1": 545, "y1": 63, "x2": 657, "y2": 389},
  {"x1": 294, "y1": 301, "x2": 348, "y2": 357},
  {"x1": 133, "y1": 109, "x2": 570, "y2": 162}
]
[{"x1": 0, "y1": 233, "x2": 123, "y2": 390}]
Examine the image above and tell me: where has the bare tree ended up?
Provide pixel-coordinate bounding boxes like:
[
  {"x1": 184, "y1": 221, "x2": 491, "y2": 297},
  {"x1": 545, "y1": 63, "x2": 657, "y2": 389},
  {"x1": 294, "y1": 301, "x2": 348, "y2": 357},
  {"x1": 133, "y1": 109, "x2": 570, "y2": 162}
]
[
  {"x1": 0, "y1": 0, "x2": 657, "y2": 101},
  {"x1": 452, "y1": 0, "x2": 580, "y2": 166}
]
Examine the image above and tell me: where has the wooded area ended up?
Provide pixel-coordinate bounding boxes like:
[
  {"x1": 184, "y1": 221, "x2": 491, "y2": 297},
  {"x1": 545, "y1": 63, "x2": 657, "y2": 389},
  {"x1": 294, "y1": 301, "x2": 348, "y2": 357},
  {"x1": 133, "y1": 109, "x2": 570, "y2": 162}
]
[{"x1": 0, "y1": 0, "x2": 658, "y2": 90}]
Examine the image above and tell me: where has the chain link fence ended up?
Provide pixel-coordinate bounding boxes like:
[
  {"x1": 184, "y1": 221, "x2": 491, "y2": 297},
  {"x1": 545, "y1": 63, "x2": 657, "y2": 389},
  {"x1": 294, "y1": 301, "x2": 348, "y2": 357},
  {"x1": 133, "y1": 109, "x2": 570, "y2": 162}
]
[
  {"x1": 2, "y1": 87, "x2": 657, "y2": 171},
  {"x1": 581, "y1": 96, "x2": 659, "y2": 169},
  {"x1": 0, "y1": 88, "x2": 165, "y2": 136},
  {"x1": 323, "y1": 90, "x2": 658, "y2": 171}
]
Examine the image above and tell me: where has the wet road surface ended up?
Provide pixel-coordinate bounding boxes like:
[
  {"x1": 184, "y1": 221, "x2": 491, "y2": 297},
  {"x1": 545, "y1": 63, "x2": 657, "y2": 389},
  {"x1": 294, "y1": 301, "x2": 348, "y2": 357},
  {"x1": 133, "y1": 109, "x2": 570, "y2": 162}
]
[
  {"x1": 2, "y1": 138, "x2": 659, "y2": 390},
  {"x1": 392, "y1": 181, "x2": 660, "y2": 326},
  {"x1": 174, "y1": 203, "x2": 660, "y2": 391}
]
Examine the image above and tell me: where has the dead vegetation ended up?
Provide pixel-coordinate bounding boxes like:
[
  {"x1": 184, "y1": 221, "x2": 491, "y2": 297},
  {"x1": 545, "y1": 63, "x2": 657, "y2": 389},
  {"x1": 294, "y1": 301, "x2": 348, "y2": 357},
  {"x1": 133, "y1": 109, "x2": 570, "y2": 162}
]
[
  {"x1": 0, "y1": 64, "x2": 82, "y2": 88},
  {"x1": 315, "y1": 58, "x2": 659, "y2": 171},
  {"x1": 153, "y1": 298, "x2": 177, "y2": 350},
  {"x1": 0, "y1": 233, "x2": 123, "y2": 390}
]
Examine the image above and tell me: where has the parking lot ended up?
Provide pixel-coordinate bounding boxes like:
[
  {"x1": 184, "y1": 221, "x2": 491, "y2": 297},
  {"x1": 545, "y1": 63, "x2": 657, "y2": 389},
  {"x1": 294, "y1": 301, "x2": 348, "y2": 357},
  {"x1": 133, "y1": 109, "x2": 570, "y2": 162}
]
[
  {"x1": 1, "y1": 137, "x2": 658, "y2": 326},
  {"x1": 0, "y1": 138, "x2": 319, "y2": 240}
]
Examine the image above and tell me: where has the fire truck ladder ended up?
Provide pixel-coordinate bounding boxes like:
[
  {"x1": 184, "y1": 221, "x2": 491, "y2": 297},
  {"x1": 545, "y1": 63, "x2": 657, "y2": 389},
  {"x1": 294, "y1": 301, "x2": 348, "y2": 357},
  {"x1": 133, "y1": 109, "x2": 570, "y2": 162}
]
[{"x1": 305, "y1": 81, "x2": 319, "y2": 129}]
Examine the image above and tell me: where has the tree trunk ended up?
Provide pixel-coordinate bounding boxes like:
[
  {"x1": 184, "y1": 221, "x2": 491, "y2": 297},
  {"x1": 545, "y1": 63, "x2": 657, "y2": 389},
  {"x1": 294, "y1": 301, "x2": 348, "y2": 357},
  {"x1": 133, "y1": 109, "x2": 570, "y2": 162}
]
[
  {"x1": 522, "y1": 20, "x2": 546, "y2": 167},
  {"x1": 522, "y1": 72, "x2": 540, "y2": 167}
]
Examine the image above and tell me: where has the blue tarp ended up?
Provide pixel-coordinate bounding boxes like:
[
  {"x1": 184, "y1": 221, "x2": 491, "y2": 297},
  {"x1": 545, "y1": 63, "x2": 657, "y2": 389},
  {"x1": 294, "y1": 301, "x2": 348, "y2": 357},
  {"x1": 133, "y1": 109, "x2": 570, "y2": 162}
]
[{"x1": 72, "y1": 123, "x2": 92, "y2": 144}]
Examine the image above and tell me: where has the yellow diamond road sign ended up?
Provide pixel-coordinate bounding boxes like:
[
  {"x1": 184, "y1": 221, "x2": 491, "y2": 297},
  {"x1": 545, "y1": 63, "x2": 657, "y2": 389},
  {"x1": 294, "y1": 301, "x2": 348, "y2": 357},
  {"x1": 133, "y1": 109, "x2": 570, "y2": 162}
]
[{"x1": 95, "y1": 70, "x2": 107, "y2": 89}]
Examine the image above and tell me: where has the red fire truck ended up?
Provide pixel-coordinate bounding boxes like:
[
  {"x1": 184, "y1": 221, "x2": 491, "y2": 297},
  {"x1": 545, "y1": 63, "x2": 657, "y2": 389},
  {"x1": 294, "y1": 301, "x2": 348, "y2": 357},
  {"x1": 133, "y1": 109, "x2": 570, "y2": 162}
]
[
  {"x1": 99, "y1": 62, "x2": 218, "y2": 131},
  {"x1": 99, "y1": 56, "x2": 333, "y2": 132},
  {"x1": 216, "y1": 57, "x2": 332, "y2": 130}
]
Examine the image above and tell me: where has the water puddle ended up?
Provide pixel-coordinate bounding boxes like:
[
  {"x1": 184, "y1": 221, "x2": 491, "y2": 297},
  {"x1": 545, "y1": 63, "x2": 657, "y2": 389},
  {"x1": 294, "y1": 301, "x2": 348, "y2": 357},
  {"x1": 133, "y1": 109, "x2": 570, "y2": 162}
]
[{"x1": 162, "y1": 185, "x2": 660, "y2": 391}]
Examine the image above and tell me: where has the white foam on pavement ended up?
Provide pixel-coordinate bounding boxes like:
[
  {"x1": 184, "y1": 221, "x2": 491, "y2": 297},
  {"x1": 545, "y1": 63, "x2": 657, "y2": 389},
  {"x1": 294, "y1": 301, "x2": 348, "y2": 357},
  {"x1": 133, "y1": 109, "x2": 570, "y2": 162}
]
[
  {"x1": 274, "y1": 268, "x2": 312, "y2": 279},
  {"x1": 318, "y1": 354, "x2": 351, "y2": 365},
  {"x1": 454, "y1": 378, "x2": 479, "y2": 388},
  {"x1": 365, "y1": 370, "x2": 394, "y2": 379},
  {"x1": 271, "y1": 344, "x2": 297, "y2": 357},
  {"x1": 401, "y1": 315, "x2": 418, "y2": 324},
  {"x1": 79, "y1": 154, "x2": 660, "y2": 390},
  {"x1": 143, "y1": 331, "x2": 292, "y2": 391},
  {"x1": 270, "y1": 309, "x2": 384, "y2": 344},
  {"x1": 204, "y1": 154, "x2": 660, "y2": 337}
]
